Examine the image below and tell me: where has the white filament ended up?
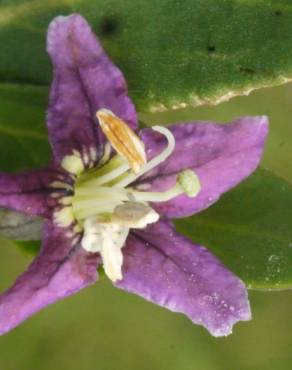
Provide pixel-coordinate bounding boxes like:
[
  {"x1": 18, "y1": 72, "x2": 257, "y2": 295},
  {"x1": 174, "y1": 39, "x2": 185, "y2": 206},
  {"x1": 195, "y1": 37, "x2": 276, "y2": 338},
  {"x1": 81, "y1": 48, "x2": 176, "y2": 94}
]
[{"x1": 113, "y1": 126, "x2": 175, "y2": 188}]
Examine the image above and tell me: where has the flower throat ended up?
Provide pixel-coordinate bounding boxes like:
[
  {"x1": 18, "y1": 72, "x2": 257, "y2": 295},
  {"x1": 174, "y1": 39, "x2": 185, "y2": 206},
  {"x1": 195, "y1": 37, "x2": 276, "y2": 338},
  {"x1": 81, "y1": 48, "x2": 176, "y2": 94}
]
[{"x1": 58, "y1": 109, "x2": 201, "y2": 282}]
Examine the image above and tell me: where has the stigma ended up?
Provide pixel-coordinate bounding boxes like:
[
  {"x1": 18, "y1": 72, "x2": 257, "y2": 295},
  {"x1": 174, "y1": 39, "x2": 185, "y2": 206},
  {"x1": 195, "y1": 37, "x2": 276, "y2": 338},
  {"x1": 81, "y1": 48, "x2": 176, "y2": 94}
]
[
  {"x1": 81, "y1": 203, "x2": 159, "y2": 282},
  {"x1": 55, "y1": 109, "x2": 201, "y2": 283}
]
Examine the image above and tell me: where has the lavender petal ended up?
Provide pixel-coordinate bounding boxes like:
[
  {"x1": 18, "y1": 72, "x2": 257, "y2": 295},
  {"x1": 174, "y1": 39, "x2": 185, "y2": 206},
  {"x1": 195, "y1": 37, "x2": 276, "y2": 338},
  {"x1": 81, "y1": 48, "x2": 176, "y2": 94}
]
[
  {"x1": 138, "y1": 116, "x2": 268, "y2": 218},
  {"x1": 0, "y1": 167, "x2": 68, "y2": 218},
  {"x1": 47, "y1": 14, "x2": 137, "y2": 163},
  {"x1": 116, "y1": 221, "x2": 251, "y2": 337},
  {"x1": 0, "y1": 221, "x2": 100, "y2": 335}
]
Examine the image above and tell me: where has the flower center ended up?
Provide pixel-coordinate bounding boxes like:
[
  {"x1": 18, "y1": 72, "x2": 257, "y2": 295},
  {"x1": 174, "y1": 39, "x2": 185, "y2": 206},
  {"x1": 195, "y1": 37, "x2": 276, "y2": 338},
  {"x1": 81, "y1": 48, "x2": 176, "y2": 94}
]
[{"x1": 55, "y1": 109, "x2": 201, "y2": 282}]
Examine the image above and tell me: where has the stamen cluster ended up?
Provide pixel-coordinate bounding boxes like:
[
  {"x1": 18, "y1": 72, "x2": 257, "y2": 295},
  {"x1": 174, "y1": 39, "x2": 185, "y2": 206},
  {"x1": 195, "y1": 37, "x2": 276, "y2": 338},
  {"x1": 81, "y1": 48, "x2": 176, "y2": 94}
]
[{"x1": 57, "y1": 110, "x2": 201, "y2": 282}]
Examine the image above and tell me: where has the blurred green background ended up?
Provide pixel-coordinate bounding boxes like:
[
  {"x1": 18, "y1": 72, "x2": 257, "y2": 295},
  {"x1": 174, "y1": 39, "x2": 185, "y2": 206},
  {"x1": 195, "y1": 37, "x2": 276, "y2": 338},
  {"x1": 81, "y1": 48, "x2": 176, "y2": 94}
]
[{"x1": 0, "y1": 82, "x2": 292, "y2": 369}]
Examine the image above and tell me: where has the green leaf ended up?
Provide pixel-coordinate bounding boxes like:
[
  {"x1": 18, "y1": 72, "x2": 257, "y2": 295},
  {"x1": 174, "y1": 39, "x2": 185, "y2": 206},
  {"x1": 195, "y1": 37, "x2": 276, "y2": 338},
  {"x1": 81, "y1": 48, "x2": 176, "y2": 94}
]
[
  {"x1": 0, "y1": 83, "x2": 50, "y2": 172},
  {"x1": 176, "y1": 169, "x2": 292, "y2": 290},
  {"x1": 1, "y1": 24, "x2": 292, "y2": 289},
  {"x1": 141, "y1": 81, "x2": 292, "y2": 185},
  {"x1": 140, "y1": 82, "x2": 292, "y2": 290},
  {"x1": 1, "y1": 82, "x2": 292, "y2": 289},
  {"x1": 14, "y1": 240, "x2": 41, "y2": 256},
  {"x1": 1, "y1": 1, "x2": 292, "y2": 110}
]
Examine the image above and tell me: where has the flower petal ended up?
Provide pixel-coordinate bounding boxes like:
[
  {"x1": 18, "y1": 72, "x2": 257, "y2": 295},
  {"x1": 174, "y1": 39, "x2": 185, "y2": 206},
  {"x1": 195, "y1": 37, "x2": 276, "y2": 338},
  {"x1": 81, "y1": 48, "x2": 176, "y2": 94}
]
[
  {"x1": 0, "y1": 221, "x2": 100, "y2": 335},
  {"x1": 138, "y1": 116, "x2": 268, "y2": 218},
  {"x1": 47, "y1": 14, "x2": 137, "y2": 162},
  {"x1": 116, "y1": 221, "x2": 251, "y2": 337},
  {"x1": 0, "y1": 167, "x2": 68, "y2": 218}
]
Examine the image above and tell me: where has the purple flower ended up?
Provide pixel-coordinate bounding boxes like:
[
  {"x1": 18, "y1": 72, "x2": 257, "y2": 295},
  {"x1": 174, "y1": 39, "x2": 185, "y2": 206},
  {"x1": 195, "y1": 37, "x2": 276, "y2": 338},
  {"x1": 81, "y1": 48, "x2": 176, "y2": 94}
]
[{"x1": 0, "y1": 14, "x2": 268, "y2": 337}]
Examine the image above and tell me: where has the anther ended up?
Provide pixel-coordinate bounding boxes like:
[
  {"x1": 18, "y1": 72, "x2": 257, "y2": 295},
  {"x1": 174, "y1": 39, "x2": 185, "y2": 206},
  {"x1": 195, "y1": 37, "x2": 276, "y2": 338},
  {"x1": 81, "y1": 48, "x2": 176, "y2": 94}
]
[
  {"x1": 177, "y1": 170, "x2": 201, "y2": 197},
  {"x1": 97, "y1": 109, "x2": 146, "y2": 174}
]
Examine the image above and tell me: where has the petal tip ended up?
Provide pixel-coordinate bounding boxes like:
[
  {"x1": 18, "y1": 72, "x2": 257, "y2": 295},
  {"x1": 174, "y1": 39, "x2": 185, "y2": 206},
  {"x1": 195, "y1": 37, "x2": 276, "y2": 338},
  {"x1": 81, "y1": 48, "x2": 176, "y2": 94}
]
[
  {"x1": 235, "y1": 115, "x2": 269, "y2": 140},
  {"x1": 209, "y1": 284, "x2": 251, "y2": 337},
  {"x1": 250, "y1": 115, "x2": 269, "y2": 135},
  {"x1": 47, "y1": 13, "x2": 91, "y2": 56},
  {"x1": 48, "y1": 13, "x2": 85, "y2": 31},
  {"x1": 210, "y1": 308, "x2": 251, "y2": 337}
]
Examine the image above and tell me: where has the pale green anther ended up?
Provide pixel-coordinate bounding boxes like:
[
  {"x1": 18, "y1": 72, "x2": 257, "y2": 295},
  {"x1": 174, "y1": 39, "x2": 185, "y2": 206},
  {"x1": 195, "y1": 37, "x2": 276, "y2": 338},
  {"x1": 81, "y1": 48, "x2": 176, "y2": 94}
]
[{"x1": 178, "y1": 170, "x2": 201, "y2": 197}]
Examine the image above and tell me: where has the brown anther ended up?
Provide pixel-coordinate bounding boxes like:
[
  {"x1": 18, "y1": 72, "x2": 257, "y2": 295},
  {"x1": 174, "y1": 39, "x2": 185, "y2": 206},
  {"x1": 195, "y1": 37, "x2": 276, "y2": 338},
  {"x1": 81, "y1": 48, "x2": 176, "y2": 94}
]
[{"x1": 97, "y1": 109, "x2": 146, "y2": 173}]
